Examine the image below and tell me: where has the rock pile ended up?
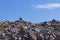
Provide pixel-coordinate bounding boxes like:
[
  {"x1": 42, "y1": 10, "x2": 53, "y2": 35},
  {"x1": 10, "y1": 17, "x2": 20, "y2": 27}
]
[{"x1": 0, "y1": 18, "x2": 60, "y2": 40}]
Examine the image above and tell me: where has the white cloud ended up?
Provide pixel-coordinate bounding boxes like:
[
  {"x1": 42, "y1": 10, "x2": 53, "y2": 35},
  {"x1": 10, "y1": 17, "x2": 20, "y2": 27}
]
[{"x1": 31, "y1": 3, "x2": 60, "y2": 9}]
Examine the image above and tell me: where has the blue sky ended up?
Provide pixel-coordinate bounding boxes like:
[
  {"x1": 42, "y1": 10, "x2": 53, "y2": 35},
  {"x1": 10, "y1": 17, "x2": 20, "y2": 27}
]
[{"x1": 0, "y1": 0, "x2": 60, "y2": 23}]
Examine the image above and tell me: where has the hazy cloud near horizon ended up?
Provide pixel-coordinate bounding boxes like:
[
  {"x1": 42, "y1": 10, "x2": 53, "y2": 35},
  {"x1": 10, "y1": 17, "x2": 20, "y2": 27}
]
[{"x1": 31, "y1": 3, "x2": 60, "y2": 9}]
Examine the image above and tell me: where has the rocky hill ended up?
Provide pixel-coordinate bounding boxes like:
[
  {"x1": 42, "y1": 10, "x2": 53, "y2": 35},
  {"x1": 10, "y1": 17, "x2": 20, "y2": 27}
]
[{"x1": 0, "y1": 18, "x2": 60, "y2": 40}]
